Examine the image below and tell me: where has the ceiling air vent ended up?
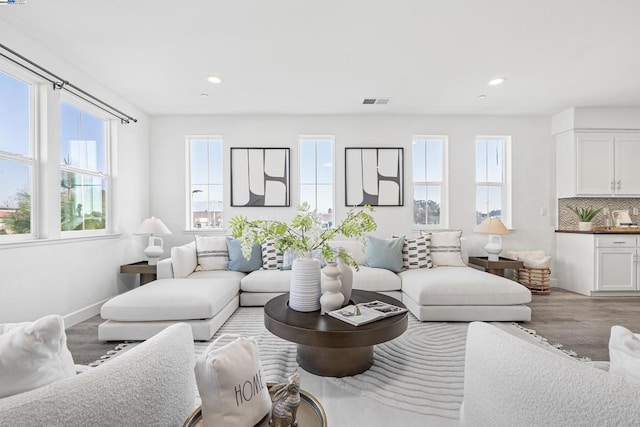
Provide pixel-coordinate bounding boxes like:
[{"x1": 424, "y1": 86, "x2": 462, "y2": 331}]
[{"x1": 362, "y1": 98, "x2": 390, "y2": 105}]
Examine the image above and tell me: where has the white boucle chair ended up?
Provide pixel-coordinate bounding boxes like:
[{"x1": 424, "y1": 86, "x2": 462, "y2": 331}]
[
  {"x1": 461, "y1": 322, "x2": 640, "y2": 426},
  {"x1": 0, "y1": 323, "x2": 196, "y2": 427}
]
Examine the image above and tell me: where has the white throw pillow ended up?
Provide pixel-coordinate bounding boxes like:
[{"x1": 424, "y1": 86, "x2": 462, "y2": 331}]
[
  {"x1": 196, "y1": 235, "x2": 229, "y2": 271},
  {"x1": 328, "y1": 240, "x2": 367, "y2": 266},
  {"x1": 609, "y1": 325, "x2": 640, "y2": 383},
  {"x1": 171, "y1": 244, "x2": 198, "y2": 278},
  {"x1": 427, "y1": 230, "x2": 466, "y2": 267},
  {"x1": 0, "y1": 314, "x2": 76, "y2": 398},
  {"x1": 195, "y1": 335, "x2": 271, "y2": 426}
]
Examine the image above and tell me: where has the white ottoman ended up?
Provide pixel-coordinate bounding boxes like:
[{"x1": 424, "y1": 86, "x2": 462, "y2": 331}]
[{"x1": 99, "y1": 279, "x2": 239, "y2": 341}]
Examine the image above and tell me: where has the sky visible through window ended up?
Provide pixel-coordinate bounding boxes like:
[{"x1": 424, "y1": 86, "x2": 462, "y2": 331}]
[
  {"x1": 190, "y1": 138, "x2": 223, "y2": 229},
  {"x1": 475, "y1": 137, "x2": 504, "y2": 222},
  {"x1": 0, "y1": 71, "x2": 30, "y2": 207},
  {"x1": 299, "y1": 137, "x2": 333, "y2": 219}
]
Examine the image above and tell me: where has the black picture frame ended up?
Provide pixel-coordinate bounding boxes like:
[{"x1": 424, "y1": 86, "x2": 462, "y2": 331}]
[
  {"x1": 230, "y1": 147, "x2": 290, "y2": 207},
  {"x1": 345, "y1": 147, "x2": 404, "y2": 207}
]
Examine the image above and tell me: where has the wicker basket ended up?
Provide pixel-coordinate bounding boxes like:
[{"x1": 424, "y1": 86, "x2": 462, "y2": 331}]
[{"x1": 514, "y1": 267, "x2": 551, "y2": 295}]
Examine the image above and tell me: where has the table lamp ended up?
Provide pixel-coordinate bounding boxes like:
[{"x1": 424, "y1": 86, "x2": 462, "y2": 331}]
[
  {"x1": 474, "y1": 217, "x2": 510, "y2": 261},
  {"x1": 134, "y1": 217, "x2": 172, "y2": 265}
]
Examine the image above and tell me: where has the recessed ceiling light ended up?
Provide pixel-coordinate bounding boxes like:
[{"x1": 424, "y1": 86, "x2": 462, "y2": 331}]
[
  {"x1": 488, "y1": 77, "x2": 506, "y2": 86},
  {"x1": 207, "y1": 75, "x2": 222, "y2": 84},
  {"x1": 200, "y1": 93, "x2": 209, "y2": 98},
  {"x1": 477, "y1": 95, "x2": 487, "y2": 100}
]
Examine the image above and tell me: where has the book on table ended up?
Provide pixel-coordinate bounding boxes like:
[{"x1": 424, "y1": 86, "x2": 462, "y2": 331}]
[{"x1": 328, "y1": 300, "x2": 407, "y2": 326}]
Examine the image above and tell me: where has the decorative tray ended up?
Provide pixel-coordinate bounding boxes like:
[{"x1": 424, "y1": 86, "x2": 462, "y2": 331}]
[{"x1": 183, "y1": 381, "x2": 327, "y2": 427}]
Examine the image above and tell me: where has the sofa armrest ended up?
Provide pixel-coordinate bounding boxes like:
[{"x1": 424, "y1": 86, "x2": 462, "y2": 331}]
[
  {"x1": 157, "y1": 257, "x2": 174, "y2": 279},
  {"x1": 0, "y1": 323, "x2": 196, "y2": 426},
  {"x1": 461, "y1": 322, "x2": 640, "y2": 426}
]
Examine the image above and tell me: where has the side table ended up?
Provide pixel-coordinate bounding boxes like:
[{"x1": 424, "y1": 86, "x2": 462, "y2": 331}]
[
  {"x1": 468, "y1": 256, "x2": 524, "y2": 278},
  {"x1": 120, "y1": 261, "x2": 157, "y2": 285}
]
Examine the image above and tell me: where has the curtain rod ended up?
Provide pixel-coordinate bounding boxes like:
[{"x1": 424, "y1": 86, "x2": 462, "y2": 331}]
[{"x1": 0, "y1": 43, "x2": 137, "y2": 124}]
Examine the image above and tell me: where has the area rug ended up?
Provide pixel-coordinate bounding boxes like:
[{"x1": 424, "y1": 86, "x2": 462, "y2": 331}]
[
  {"x1": 91, "y1": 308, "x2": 580, "y2": 420},
  {"x1": 205, "y1": 308, "x2": 467, "y2": 419}
]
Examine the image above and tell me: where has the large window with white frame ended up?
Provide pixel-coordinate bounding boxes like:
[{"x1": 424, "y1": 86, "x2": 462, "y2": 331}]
[
  {"x1": 412, "y1": 136, "x2": 447, "y2": 227},
  {"x1": 60, "y1": 100, "x2": 110, "y2": 232},
  {"x1": 0, "y1": 69, "x2": 35, "y2": 239},
  {"x1": 475, "y1": 135, "x2": 511, "y2": 226},
  {"x1": 299, "y1": 136, "x2": 334, "y2": 228},
  {"x1": 188, "y1": 136, "x2": 224, "y2": 230}
]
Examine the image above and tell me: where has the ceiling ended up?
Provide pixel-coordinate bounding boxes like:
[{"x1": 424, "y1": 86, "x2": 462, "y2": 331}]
[{"x1": 2, "y1": 0, "x2": 640, "y2": 116}]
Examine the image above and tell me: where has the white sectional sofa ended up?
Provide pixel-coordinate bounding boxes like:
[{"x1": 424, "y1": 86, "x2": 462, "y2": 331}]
[{"x1": 99, "y1": 236, "x2": 531, "y2": 341}]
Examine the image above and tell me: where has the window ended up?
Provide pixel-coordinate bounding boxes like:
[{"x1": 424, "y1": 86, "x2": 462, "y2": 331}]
[
  {"x1": 60, "y1": 101, "x2": 109, "y2": 232},
  {"x1": 299, "y1": 136, "x2": 334, "y2": 227},
  {"x1": 188, "y1": 137, "x2": 223, "y2": 230},
  {"x1": 412, "y1": 136, "x2": 447, "y2": 227},
  {"x1": 0, "y1": 70, "x2": 35, "y2": 239},
  {"x1": 475, "y1": 136, "x2": 511, "y2": 225}
]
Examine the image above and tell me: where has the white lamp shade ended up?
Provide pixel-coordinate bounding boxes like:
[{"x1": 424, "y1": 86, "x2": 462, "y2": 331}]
[
  {"x1": 474, "y1": 217, "x2": 510, "y2": 235},
  {"x1": 134, "y1": 217, "x2": 172, "y2": 236}
]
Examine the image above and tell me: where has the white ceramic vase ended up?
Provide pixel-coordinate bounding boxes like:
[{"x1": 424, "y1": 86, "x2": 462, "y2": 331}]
[
  {"x1": 320, "y1": 262, "x2": 344, "y2": 314},
  {"x1": 336, "y1": 257, "x2": 353, "y2": 307},
  {"x1": 578, "y1": 221, "x2": 593, "y2": 231},
  {"x1": 289, "y1": 257, "x2": 321, "y2": 312}
]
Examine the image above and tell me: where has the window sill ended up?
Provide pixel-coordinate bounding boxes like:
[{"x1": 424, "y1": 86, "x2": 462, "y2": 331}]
[
  {"x1": 0, "y1": 233, "x2": 122, "y2": 250},
  {"x1": 183, "y1": 229, "x2": 227, "y2": 235}
]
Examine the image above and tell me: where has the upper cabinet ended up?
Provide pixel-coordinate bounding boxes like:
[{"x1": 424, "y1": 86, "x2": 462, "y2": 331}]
[
  {"x1": 553, "y1": 107, "x2": 640, "y2": 198},
  {"x1": 556, "y1": 131, "x2": 640, "y2": 197}
]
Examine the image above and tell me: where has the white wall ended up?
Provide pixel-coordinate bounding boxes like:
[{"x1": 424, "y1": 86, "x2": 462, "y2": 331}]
[
  {"x1": 0, "y1": 22, "x2": 150, "y2": 325},
  {"x1": 150, "y1": 114, "x2": 555, "y2": 263}
]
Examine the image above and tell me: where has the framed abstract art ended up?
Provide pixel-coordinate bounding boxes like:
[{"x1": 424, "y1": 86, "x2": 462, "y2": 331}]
[
  {"x1": 230, "y1": 147, "x2": 290, "y2": 207},
  {"x1": 345, "y1": 147, "x2": 404, "y2": 206}
]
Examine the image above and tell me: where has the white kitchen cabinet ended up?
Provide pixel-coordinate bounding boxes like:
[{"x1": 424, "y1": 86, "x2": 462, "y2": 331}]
[
  {"x1": 556, "y1": 131, "x2": 640, "y2": 197},
  {"x1": 556, "y1": 233, "x2": 640, "y2": 296},
  {"x1": 596, "y1": 236, "x2": 638, "y2": 291}
]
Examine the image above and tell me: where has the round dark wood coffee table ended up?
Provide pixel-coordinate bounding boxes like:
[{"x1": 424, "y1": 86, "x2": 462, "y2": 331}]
[{"x1": 264, "y1": 290, "x2": 408, "y2": 377}]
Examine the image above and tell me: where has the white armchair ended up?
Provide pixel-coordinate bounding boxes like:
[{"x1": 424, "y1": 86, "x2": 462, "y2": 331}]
[
  {"x1": 0, "y1": 323, "x2": 196, "y2": 426},
  {"x1": 461, "y1": 322, "x2": 640, "y2": 426}
]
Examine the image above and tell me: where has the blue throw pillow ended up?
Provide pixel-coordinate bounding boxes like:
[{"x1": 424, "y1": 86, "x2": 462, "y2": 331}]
[
  {"x1": 226, "y1": 237, "x2": 262, "y2": 272},
  {"x1": 365, "y1": 236, "x2": 404, "y2": 273}
]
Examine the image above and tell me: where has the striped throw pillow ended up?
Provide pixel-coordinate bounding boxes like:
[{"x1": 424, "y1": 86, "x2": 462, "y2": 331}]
[
  {"x1": 402, "y1": 235, "x2": 432, "y2": 269},
  {"x1": 425, "y1": 230, "x2": 466, "y2": 267},
  {"x1": 261, "y1": 239, "x2": 284, "y2": 270},
  {"x1": 195, "y1": 235, "x2": 229, "y2": 270}
]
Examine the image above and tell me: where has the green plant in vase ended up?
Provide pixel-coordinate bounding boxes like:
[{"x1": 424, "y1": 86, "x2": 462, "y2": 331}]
[
  {"x1": 567, "y1": 205, "x2": 603, "y2": 231},
  {"x1": 228, "y1": 202, "x2": 377, "y2": 269}
]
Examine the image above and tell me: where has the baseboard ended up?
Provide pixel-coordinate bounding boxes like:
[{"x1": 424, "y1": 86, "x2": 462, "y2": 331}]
[{"x1": 64, "y1": 298, "x2": 109, "y2": 328}]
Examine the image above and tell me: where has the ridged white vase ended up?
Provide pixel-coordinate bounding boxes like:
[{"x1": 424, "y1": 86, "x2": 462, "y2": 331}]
[
  {"x1": 336, "y1": 257, "x2": 353, "y2": 307},
  {"x1": 289, "y1": 258, "x2": 321, "y2": 312},
  {"x1": 320, "y1": 262, "x2": 344, "y2": 314}
]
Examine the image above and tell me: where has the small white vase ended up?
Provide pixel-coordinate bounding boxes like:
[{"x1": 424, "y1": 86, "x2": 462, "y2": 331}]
[
  {"x1": 320, "y1": 262, "x2": 344, "y2": 314},
  {"x1": 336, "y1": 257, "x2": 353, "y2": 307},
  {"x1": 578, "y1": 221, "x2": 593, "y2": 231},
  {"x1": 289, "y1": 258, "x2": 321, "y2": 312}
]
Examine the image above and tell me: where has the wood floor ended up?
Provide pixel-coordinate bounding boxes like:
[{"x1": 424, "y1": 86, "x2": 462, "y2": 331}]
[
  {"x1": 66, "y1": 288, "x2": 640, "y2": 364},
  {"x1": 524, "y1": 288, "x2": 640, "y2": 361}
]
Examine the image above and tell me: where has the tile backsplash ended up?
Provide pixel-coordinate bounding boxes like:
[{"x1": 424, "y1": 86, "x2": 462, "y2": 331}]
[{"x1": 558, "y1": 198, "x2": 640, "y2": 230}]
